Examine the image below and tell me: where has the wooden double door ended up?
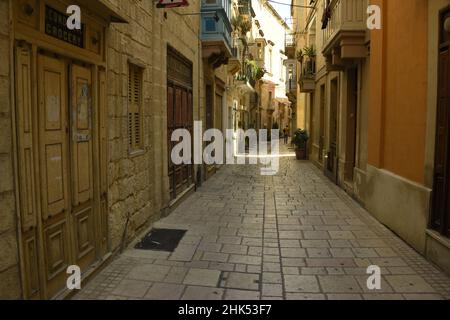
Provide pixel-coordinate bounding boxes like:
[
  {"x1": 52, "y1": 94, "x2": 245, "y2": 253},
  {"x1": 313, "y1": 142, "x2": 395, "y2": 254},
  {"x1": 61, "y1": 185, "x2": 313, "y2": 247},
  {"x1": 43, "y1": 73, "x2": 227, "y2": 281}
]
[
  {"x1": 431, "y1": 7, "x2": 450, "y2": 237},
  {"x1": 16, "y1": 48, "x2": 107, "y2": 299},
  {"x1": 167, "y1": 82, "x2": 194, "y2": 200}
]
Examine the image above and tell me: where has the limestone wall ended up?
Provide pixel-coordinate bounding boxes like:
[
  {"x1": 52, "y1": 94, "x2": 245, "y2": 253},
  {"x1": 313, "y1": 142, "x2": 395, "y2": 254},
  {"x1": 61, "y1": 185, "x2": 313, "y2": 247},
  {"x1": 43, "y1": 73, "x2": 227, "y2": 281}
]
[
  {"x1": 0, "y1": 0, "x2": 204, "y2": 298},
  {"x1": 0, "y1": 0, "x2": 21, "y2": 299},
  {"x1": 101, "y1": 0, "x2": 203, "y2": 250}
]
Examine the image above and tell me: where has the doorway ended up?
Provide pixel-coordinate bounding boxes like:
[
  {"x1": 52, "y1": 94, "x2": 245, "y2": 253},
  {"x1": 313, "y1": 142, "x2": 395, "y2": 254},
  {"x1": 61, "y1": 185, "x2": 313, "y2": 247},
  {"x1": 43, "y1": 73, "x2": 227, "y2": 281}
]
[
  {"x1": 345, "y1": 68, "x2": 358, "y2": 182},
  {"x1": 205, "y1": 83, "x2": 216, "y2": 177},
  {"x1": 431, "y1": 7, "x2": 450, "y2": 237},
  {"x1": 309, "y1": 93, "x2": 315, "y2": 157},
  {"x1": 167, "y1": 48, "x2": 194, "y2": 201},
  {"x1": 325, "y1": 78, "x2": 339, "y2": 183},
  {"x1": 15, "y1": 48, "x2": 105, "y2": 299},
  {"x1": 319, "y1": 84, "x2": 325, "y2": 162}
]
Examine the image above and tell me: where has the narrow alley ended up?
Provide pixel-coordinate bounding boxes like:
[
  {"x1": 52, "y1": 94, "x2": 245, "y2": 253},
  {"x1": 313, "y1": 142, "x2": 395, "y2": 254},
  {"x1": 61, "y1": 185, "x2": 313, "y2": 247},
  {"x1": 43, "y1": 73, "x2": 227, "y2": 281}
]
[
  {"x1": 73, "y1": 150, "x2": 450, "y2": 300},
  {"x1": 2, "y1": 0, "x2": 450, "y2": 304}
]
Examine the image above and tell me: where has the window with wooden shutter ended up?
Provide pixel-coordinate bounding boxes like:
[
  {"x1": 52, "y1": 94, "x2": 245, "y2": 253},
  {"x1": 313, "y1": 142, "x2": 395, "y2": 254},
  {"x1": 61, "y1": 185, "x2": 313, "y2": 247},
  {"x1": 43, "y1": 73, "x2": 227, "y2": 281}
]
[{"x1": 128, "y1": 64, "x2": 143, "y2": 152}]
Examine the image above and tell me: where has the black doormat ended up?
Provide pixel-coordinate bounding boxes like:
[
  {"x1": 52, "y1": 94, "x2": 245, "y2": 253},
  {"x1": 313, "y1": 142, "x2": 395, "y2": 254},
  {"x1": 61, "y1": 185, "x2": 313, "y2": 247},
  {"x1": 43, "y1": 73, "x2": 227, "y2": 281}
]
[{"x1": 134, "y1": 228, "x2": 187, "y2": 252}]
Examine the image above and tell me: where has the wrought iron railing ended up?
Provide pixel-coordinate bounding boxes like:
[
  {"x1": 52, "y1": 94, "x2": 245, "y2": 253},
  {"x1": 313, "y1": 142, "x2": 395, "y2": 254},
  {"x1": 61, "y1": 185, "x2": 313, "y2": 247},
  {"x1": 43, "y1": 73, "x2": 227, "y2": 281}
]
[{"x1": 285, "y1": 33, "x2": 295, "y2": 48}]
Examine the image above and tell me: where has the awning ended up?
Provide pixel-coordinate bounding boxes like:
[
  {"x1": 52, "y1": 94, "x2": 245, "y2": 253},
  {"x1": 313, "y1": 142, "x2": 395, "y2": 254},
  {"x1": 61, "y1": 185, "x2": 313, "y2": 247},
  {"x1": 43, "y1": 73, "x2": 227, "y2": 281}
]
[{"x1": 78, "y1": 0, "x2": 129, "y2": 23}]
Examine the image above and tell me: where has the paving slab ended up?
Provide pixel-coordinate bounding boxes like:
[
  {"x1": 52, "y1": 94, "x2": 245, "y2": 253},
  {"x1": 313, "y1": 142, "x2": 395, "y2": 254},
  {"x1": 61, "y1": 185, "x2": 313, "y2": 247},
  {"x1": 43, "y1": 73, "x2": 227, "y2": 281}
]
[{"x1": 73, "y1": 154, "x2": 450, "y2": 300}]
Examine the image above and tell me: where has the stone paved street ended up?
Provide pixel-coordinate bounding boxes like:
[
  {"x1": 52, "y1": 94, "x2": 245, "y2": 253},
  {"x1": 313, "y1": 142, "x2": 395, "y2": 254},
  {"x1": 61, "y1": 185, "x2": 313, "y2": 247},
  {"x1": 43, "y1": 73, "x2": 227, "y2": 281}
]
[{"x1": 73, "y1": 150, "x2": 450, "y2": 300}]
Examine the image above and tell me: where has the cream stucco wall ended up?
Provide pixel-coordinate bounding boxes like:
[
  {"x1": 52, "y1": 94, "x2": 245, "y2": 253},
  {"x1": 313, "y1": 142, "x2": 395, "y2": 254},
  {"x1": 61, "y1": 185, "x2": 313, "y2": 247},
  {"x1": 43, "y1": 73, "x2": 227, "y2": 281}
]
[
  {"x1": 252, "y1": 0, "x2": 287, "y2": 96},
  {"x1": 365, "y1": 0, "x2": 436, "y2": 258},
  {"x1": 294, "y1": 0, "x2": 369, "y2": 196}
]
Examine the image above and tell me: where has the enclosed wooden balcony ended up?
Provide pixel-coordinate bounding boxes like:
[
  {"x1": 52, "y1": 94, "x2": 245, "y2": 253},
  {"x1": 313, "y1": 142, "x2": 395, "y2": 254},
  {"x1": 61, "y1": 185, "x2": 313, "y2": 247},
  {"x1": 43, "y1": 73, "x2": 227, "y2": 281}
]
[
  {"x1": 299, "y1": 56, "x2": 316, "y2": 93},
  {"x1": 201, "y1": 0, "x2": 233, "y2": 67},
  {"x1": 228, "y1": 46, "x2": 242, "y2": 75},
  {"x1": 322, "y1": 0, "x2": 368, "y2": 67},
  {"x1": 285, "y1": 32, "x2": 296, "y2": 59}
]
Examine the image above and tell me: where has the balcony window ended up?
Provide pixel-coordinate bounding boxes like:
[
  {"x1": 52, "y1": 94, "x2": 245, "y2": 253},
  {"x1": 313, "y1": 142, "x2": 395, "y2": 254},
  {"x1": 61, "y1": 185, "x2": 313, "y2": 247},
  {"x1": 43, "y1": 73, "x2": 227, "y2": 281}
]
[
  {"x1": 268, "y1": 48, "x2": 273, "y2": 73},
  {"x1": 205, "y1": 18, "x2": 217, "y2": 32},
  {"x1": 202, "y1": 0, "x2": 231, "y2": 19},
  {"x1": 238, "y1": 0, "x2": 252, "y2": 16}
]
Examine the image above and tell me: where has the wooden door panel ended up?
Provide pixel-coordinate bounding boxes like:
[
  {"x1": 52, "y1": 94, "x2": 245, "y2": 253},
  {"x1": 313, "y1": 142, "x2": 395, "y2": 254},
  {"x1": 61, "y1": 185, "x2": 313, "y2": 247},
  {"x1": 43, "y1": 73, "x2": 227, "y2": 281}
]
[
  {"x1": 39, "y1": 56, "x2": 69, "y2": 221},
  {"x1": 71, "y1": 65, "x2": 93, "y2": 206},
  {"x1": 176, "y1": 88, "x2": 182, "y2": 126},
  {"x1": 44, "y1": 72, "x2": 63, "y2": 131},
  {"x1": 43, "y1": 219, "x2": 70, "y2": 298},
  {"x1": 215, "y1": 93, "x2": 223, "y2": 131},
  {"x1": 44, "y1": 144, "x2": 66, "y2": 216},
  {"x1": 168, "y1": 85, "x2": 175, "y2": 196},
  {"x1": 326, "y1": 79, "x2": 338, "y2": 183},
  {"x1": 432, "y1": 10, "x2": 450, "y2": 236},
  {"x1": 444, "y1": 46, "x2": 450, "y2": 236},
  {"x1": 38, "y1": 54, "x2": 71, "y2": 297},
  {"x1": 16, "y1": 45, "x2": 41, "y2": 299},
  {"x1": 73, "y1": 207, "x2": 95, "y2": 268},
  {"x1": 167, "y1": 83, "x2": 193, "y2": 199},
  {"x1": 70, "y1": 64, "x2": 96, "y2": 269},
  {"x1": 16, "y1": 46, "x2": 37, "y2": 232},
  {"x1": 433, "y1": 176, "x2": 445, "y2": 228},
  {"x1": 22, "y1": 231, "x2": 40, "y2": 299}
]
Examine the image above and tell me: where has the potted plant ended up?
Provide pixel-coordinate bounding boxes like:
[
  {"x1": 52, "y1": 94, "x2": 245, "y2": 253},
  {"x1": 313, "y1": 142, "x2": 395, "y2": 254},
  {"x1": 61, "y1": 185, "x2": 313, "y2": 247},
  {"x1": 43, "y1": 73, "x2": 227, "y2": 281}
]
[
  {"x1": 292, "y1": 129, "x2": 309, "y2": 160},
  {"x1": 296, "y1": 49, "x2": 303, "y2": 63},
  {"x1": 301, "y1": 45, "x2": 316, "y2": 58}
]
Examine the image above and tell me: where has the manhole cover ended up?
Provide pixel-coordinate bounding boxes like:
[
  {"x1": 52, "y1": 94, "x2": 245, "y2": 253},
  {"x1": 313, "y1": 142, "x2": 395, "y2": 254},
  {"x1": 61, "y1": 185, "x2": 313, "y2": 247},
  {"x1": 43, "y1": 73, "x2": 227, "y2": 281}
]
[{"x1": 134, "y1": 228, "x2": 187, "y2": 252}]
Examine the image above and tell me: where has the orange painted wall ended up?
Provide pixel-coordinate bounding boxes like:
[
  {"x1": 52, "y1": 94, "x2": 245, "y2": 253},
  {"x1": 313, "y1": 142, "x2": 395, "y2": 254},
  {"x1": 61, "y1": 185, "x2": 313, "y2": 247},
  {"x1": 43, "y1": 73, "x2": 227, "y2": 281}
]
[{"x1": 368, "y1": 0, "x2": 428, "y2": 184}]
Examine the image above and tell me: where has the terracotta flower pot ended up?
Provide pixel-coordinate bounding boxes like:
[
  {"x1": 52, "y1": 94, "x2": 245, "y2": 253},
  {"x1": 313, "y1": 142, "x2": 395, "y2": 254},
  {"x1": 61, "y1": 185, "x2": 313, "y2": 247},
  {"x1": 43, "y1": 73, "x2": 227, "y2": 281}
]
[{"x1": 295, "y1": 147, "x2": 307, "y2": 160}]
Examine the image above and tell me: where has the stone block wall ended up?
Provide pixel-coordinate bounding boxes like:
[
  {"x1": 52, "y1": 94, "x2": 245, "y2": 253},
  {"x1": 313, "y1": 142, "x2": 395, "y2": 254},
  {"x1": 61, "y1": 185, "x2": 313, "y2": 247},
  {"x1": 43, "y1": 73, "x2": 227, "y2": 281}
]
[
  {"x1": 102, "y1": 0, "x2": 156, "y2": 250},
  {"x1": 0, "y1": 0, "x2": 21, "y2": 299},
  {"x1": 102, "y1": 0, "x2": 203, "y2": 251},
  {"x1": 0, "y1": 0, "x2": 205, "y2": 298}
]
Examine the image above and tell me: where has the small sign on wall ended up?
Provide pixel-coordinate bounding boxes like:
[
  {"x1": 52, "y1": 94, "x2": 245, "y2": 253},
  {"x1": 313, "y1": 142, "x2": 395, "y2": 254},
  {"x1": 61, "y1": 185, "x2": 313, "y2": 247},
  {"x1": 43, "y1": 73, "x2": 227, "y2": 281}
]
[{"x1": 156, "y1": 0, "x2": 189, "y2": 9}]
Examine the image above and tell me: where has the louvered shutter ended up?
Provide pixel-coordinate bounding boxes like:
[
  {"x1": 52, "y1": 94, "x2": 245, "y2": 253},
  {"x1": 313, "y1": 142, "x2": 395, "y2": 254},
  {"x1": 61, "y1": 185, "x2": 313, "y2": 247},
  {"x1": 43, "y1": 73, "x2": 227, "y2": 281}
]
[{"x1": 128, "y1": 64, "x2": 142, "y2": 151}]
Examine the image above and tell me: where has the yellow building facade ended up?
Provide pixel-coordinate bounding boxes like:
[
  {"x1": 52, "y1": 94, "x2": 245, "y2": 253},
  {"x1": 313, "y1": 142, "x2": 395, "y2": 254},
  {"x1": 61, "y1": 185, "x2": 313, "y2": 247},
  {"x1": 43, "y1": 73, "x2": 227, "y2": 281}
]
[
  {"x1": 292, "y1": 0, "x2": 450, "y2": 274},
  {"x1": 293, "y1": 0, "x2": 370, "y2": 201},
  {"x1": 368, "y1": 0, "x2": 450, "y2": 274}
]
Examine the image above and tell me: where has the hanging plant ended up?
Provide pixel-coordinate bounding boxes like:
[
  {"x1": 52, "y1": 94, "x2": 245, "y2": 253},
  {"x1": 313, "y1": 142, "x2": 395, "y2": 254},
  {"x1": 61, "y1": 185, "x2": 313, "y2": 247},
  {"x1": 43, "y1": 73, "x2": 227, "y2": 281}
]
[
  {"x1": 302, "y1": 45, "x2": 316, "y2": 58},
  {"x1": 255, "y1": 67, "x2": 266, "y2": 80},
  {"x1": 244, "y1": 60, "x2": 265, "y2": 81},
  {"x1": 231, "y1": 15, "x2": 243, "y2": 32},
  {"x1": 296, "y1": 49, "x2": 303, "y2": 62}
]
